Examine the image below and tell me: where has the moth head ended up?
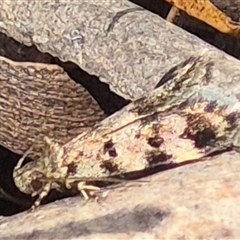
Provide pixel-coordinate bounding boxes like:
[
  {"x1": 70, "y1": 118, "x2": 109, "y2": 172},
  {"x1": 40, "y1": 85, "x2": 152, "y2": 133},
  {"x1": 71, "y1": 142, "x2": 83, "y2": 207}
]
[{"x1": 13, "y1": 161, "x2": 46, "y2": 196}]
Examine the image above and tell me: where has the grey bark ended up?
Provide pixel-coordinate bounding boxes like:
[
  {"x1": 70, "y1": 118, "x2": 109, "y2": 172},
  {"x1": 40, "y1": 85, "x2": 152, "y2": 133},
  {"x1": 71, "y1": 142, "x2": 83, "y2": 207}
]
[
  {"x1": 1, "y1": 0, "x2": 240, "y2": 100},
  {"x1": 1, "y1": 152, "x2": 240, "y2": 239},
  {"x1": 211, "y1": 0, "x2": 240, "y2": 21}
]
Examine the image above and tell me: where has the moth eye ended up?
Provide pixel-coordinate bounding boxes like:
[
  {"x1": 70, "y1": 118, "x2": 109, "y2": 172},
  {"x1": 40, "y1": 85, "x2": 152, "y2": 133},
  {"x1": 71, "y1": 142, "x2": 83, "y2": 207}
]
[{"x1": 31, "y1": 179, "x2": 43, "y2": 192}]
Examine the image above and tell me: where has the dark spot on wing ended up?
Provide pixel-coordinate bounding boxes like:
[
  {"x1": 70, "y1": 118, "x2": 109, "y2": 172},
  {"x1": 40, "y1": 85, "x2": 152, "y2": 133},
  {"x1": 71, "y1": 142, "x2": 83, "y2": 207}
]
[
  {"x1": 109, "y1": 148, "x2": 118, "y2": 158},
  {"x1": 180, "y1": 113, "x2": 216, "y2": 148},
  {"x1": 67, "y1": 163, "x2": 77, "y2": 175},
  {"x1": 145, "y1": 150, "x2": 172, "y2": 167},
  {"x1": 193, "y1": 128, "x2": 216, "y2": 148},
  {"x1": 103, "y1": 139, "x2": 114, "y2": 152},
  {"x1": 147, "y1": 135, "x2": 164, "y2": 148},
  {"x1": 103, "y1": 139, "x2": 118, "y2": 158},
  {"x1": 100, "y1": 160, "x2": 119, "y2": 174}
]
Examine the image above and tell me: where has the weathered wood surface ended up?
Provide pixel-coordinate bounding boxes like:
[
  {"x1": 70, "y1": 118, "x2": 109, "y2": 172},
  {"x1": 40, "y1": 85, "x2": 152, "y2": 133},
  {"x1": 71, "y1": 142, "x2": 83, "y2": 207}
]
[
  {"x1": 1, "y1": 152, "x2": 240, "y2": 239},
  {"x1": 1, "y1": 0, "x2": 240, "y2": 100}
]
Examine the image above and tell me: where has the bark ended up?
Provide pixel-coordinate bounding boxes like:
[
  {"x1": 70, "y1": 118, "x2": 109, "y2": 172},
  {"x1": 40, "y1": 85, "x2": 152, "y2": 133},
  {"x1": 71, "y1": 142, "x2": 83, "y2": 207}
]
[
  {"x1": 1, "y1": 152, "x2": 240, "y2": 239},
  {"x1": 1, "y1": 0, "x2": 240, "y2": 101},
  {"x1": 210, "y1": 0, "x2": 240, "y2": 21}
]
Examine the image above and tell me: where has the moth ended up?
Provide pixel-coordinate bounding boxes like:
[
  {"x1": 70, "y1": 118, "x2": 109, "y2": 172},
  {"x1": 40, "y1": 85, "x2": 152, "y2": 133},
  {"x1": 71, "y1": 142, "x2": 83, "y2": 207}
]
[{"x1": 13, "y1": 53, "x2": 240, "y2": 209}]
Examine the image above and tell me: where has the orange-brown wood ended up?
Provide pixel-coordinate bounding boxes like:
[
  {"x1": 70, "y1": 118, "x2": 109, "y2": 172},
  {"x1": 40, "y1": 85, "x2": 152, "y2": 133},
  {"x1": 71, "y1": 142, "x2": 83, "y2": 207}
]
[{"x1": 165, "y1": 0, "x2": 240, "y2": 34}]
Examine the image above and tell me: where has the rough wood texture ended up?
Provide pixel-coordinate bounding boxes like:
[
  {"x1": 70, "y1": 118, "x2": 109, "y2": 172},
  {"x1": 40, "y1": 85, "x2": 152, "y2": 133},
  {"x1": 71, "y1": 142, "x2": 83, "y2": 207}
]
[
  {"x1": 1, "y1": 152, "x2": 240, "y2": 239},
  {"x1": 0, "y1": 56, "x2": 105, "y2": 158},
  {"x1": 1, "y1": 0, "x2": 240, "y2": 101}
]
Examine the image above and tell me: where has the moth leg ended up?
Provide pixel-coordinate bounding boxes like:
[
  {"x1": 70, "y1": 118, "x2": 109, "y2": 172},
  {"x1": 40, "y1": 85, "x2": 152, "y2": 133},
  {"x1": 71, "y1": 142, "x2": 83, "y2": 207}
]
[
  {"x1": 15, "y1": 146, "x2": 33, "y2": 170},
  {"x1": 30, "y1": 182, "x2": 52, "y2": 211},
  {"x1": 65, "y1": 179, "x2": 100, "y2": 200},
  {"x1": 77, "y1": 182, "x2": 101, "y2": 200}
]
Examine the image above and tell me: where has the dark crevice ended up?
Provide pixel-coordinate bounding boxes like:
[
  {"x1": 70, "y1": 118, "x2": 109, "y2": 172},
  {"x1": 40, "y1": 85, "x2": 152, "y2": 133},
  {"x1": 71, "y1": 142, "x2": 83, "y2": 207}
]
[{"x1": 62, "y1": 65, "x2": 129, "y2": 116}]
